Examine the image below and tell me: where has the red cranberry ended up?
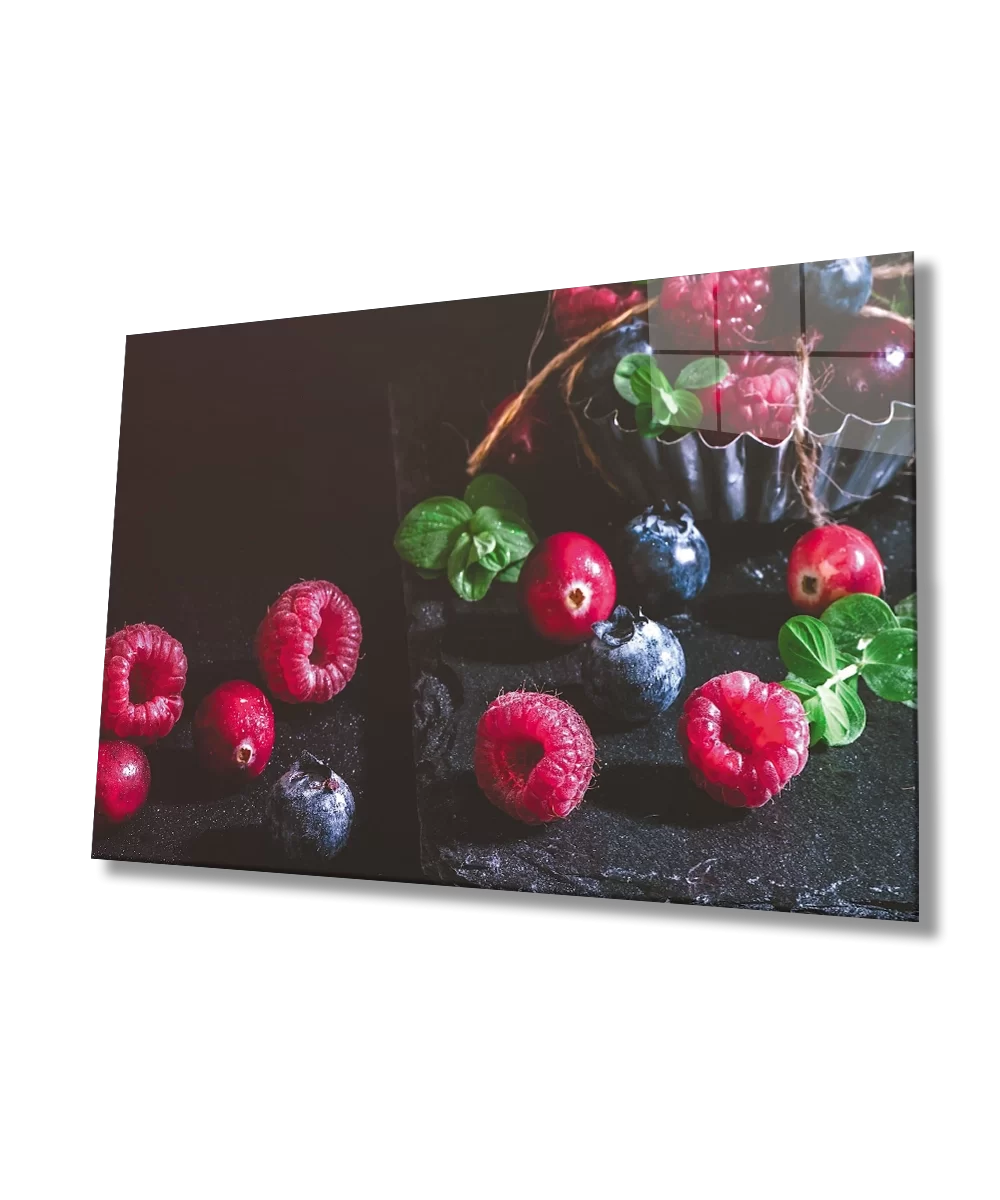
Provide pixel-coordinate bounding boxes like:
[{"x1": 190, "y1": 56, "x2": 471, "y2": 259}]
[
  {"x1": 96, "y1": 740, "x2": 151, "y2": 822},
  {"x1": 519, "y1": 532, "x2": 616, "y2": 644},
  {"x1": 193, "y1": 680, "x2": 275, "y2": 779},
  {"x1": 787, "y1": 524, "x2": 884, "y2": 614}
]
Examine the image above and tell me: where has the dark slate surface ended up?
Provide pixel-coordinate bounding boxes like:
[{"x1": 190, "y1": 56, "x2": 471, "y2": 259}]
[
  {"x1": 92, "y1": 313, "x2": 425, "y2": 884},
  {"x1": 91, "y1": 582, "x2": 374, "y2": 878},
  {"x1": 390, "y1": 353, "x2": 918, "y2": 919}
]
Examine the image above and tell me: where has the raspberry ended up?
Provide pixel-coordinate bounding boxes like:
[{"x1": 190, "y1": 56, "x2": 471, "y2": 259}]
[
  {"x1": 678, "y1": 671, "x2": 809, "y2": 808},
  {"x1": 659, "y1": 269, "x2": 772, "y2": 350},
  {"x1": 700, "y1": 353, "x2": 802, "y2": 442},
  {"x1": 474, "y1": 691, "x2": 595, "y2": 824},
  {"x1": 552, "y1": 284, "x2": 646, "y2": 342},
  {"x1": 101, "y1": 623, "x2": 187, "y2": 742},
  {"x1": 721, "y1": 363, "x2": 799, "y2": 442},
  {"x1": 255, "y1": 580, "x2": 362, "y2": 704}
]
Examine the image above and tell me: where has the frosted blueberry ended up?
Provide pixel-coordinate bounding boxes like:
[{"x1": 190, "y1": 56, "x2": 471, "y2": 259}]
[
  {"x1": 621, "y1": 501, "x2": 710, "y2": 616},
  {"x1": 580, "y1": 605, "x2": 686, "y2": 722},
  {"x1": 803, "y1": 258, "x2": 873, "y2": 316},
  {"x1": 267, "y1": 753, "x2": 355, "y2": 864}
]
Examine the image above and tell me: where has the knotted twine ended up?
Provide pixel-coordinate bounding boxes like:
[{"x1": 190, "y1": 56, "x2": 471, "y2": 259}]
[{"x1": 466, "y1": 267, "x2": 913, "y2": 525}]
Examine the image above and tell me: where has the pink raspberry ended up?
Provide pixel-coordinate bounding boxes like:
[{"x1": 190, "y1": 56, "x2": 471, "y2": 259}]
[
  {"x1": 700, "y1": 353, "x2": 802, "y2": 442},
  {"x1": 552, "y1": 284, "x2": 646, "y2": 342},
  {"x1": 722, "y1": 364, "x2": 799, "y2": 441},
  {"x1": 474, "y1": 690, "x2": 595, "y2": 824},
  {"x1": 101, "y1": 623, "x2": 187, "y2": 742},
  {"x1": 255, "y1": 580, "x2": 362, "y2": 704},
  {"x1": 659, "y1": 269, "x2": 772, "y2": 350},
  {"x1": 678, "y1": 671, "x2": 809, "y2": 808}
]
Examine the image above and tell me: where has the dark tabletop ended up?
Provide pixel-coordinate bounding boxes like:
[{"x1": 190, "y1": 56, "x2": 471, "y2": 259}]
[{"x1": 389, "y1": 296, "x2": 918, "y2": 919}]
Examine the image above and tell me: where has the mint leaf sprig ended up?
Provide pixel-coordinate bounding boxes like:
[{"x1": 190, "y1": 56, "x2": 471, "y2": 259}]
[
  {"x1": 779, "y1": 593, "x2": 917, "y2": 746},
  {"x1": 613, "y1": 354, "x2": 728, "y2": 438},
  {"x1": 393, "y1": 474, "x2": 537, "y2": 602}
]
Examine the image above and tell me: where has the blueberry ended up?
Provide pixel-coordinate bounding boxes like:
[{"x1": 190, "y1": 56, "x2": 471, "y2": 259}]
[
  {"x1": 575, "y1": 320, "x2": 653, "y2": 417},
  {"x1": 580, "y1": 605, "x2": 686, "y2": 722},
  {"x1": 267, "y1": 753, "x2": 355, "y2": 864},
  {"x1": 803, "y1": 258, "x2": 873, "y2": 316},
  {"x1": 621, "y1": 501, "x2": 710, "y2": 616}
]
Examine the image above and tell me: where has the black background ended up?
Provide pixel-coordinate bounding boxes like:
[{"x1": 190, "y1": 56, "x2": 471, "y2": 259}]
[{"x1": 97, "y1": 293, "x2": 547, "y2": 880}]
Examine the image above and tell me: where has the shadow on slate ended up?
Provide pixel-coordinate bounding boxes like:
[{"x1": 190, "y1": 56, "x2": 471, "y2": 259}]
[
  {"x1": 592, "y1": 764, "x2": 751, "y2": 830},
  {"x1": 697, "y1": 592, "x2": 798, "y2": 640},
  {"x1": 389, "y1": 299, "x2": 918, "y2": 919}
]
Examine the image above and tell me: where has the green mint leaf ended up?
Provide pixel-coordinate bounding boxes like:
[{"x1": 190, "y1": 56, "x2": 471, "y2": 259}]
[
  {"x1": 469, "y1": 506, "x2": 502, "y2": 534},
  {"x1": 895, "y1": 593, "x2": 916, "y2": 626},
  {"x1": 471, "y1": 531, "x2": 496, "y2": 561},
  {"x1": 781, "y1": 678, "x2": 828, "y2": 746},
  {"x1": 464, "y1": 474, "x2": 529, "y2": 518},
  {"x1": 674, "y1": 356, "x2": 730, "y2": 391},
  {"x1": 614, "y1": 354, "x2": 651, "y2": 405},
  {"x1": 394, "y1": 496, "x2": 473, "y2": 571},
  {"x1": 822, "y1": 593, "x2": 899, "y2": 658},
  {"x1": 447, "y1": 532, "x2": 497, "y2": 602},
  {"x1": 818, "y1": 682, "x2": 867, "y2": 746},
  {"x1": 669, "y1": 388, "x2": 704, "y2": 429},
  {"x1": 861, "y1": 627, "x2": 917, "y2": 703},
  {"x1": 635, "y1": 403, "x2": 659, "y2": 437},
  {"x1": 651, "y1": 387, "x2": 674, "y2": 425},
  {"x1": 495, "y1": 560, "x2": 523, "y2": 583},
  {"x1": 649, "y1": 360, "x2": 671, "y2": 392},
  {"x1": 778, "y1": 615, "x2": 839, "y2": 685},
  {"x1": 492, "y1": 509, "x2": 537, "y2": 561},
  {"x1": 478, "y1": 541, "x2": 512, "y2": 573},
  {"x1": 415, "y1": 567, "x2": 444, "y2": 580},
  {"x1": 614, "y1": 354, "x2": 670, "y2": 407},
  {"x1": 834, "y1": 662, "x2": 860, "y2": 690}
]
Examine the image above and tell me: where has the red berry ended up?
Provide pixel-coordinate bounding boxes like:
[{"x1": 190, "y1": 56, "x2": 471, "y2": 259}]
[
  {"x1": 699, "y1": 353, "x2": 802, "y2": 442},
  {"x1": 659, "y1": 269, "x2": 772, "y2": 350},
  {"x1": 678, "y1": 672, "x2": 809, "y2": 808},
  {"x1": 96, "y1": 740, "x2": 151, "y2": 822},
  {"x1": 255, "y1": 580, "x2": 362, "y2": 704},
  {"x1": 101, "y1": 623, "x2": 187, "y2": 742},
  {"x1": 787, "y1": 524, "x2": 884, "y2": 614},
  {"x1": 552, "y1": 284, "x2": 646, "y2": 342},
  {"x1": 193, "y1": 680, "x2": 275, "y2": 779},
  {"x1": 474, "y1": 690, "x2": 595, "y2": 824},
  {"x1": 722, "y1": 365, "x2": 799, "y2": 443},
  {"x1": 518, "y1": 532, "x2": 617, "y2": 644},
  {"x1": 830, "y1": 317, "x2": 914, "y2": 409},
  {"x1": 485, "y1": 392, "x2": 544, "y2": 467}
]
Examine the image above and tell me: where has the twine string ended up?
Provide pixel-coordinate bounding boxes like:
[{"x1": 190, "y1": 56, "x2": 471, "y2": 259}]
[
  {"x1": 792, "y1": 335, "x2": 828, "y2": 526},
  {"x1": 465, "y1": 295, "x2": 657, "y2": 475},
  {"x1": 559, "y1": 358, "x2": 624, "y2": 496},
  {"x1": 466, "y1": 279, "x2": 907, "y2": 525}
]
